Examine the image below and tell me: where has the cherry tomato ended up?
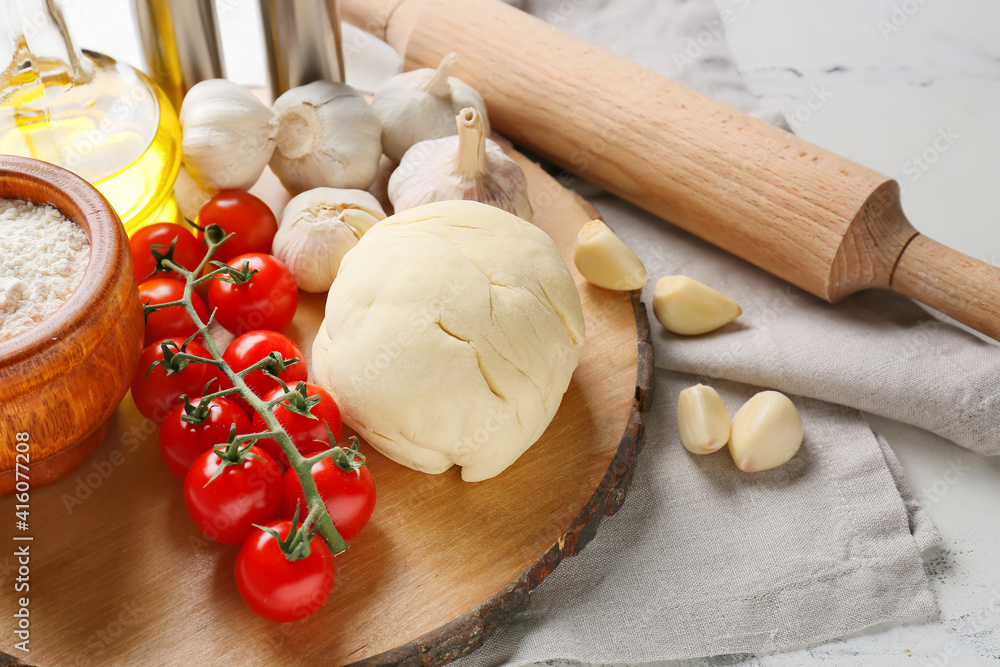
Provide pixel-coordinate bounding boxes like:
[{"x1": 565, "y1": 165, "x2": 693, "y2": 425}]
[
  {"x1": 131, "y1": 338, "x2": 222, "y2": 423},
  {"x1": 138, "y1": 278, "x2": 209, "y2": 347},
  {"x1": 197, "y1": 190, "x2": 278, "y2": 263},
  {"x1": 252, "y1": 383, "x2": 343, "y2": 469},
  {"x1": 184, "y1": 444, "x2": 283, "y2": 545},
  {"x1": 130, "y1": 222, "x2": 205, "y2": 283},
  {"x1": 235, "y1": 519, "x2": 335, "y2": 623},
  {"x1": 208, "y1": 253, "x2": 298, "y2": 335},
  {"x1": 281, "y1": 456, "x2": 375, "y2": 541},
  {"x1": 221, "y1": 331, "x2": 308, "y2": 416},
  {"x1": 159, "y1": 397, "x2": 252, "y2": 480}
]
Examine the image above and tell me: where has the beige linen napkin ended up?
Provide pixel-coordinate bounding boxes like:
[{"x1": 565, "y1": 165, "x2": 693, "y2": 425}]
[{"x1": 448, "y1": 0, "x2": 1000, "y2": 662}]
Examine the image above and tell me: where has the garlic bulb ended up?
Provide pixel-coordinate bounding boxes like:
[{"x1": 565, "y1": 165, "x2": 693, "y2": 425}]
[
  {"x1": 173, "y1": 167, "x2": 213, "y2": 223},
  {"x1": 180, "y1": 79, "x2": 278, "y2": 192},
  {"x1": 388, "y1": 108, "x2": 532, "y2": 220},
  {"x1": 372, "y1": 53, "x2": 490, "y2": 163},
  {"x1": 272, "y1": 188, "x2": 386, "y2": 292},
  {"x1": 270, "y1": 81, "x2": 383, "y2": 195}
]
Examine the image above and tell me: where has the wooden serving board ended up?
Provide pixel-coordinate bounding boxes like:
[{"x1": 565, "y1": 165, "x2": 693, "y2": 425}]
[{"x1": 0, "y1": 147, "x2": 652, "y2": 666}]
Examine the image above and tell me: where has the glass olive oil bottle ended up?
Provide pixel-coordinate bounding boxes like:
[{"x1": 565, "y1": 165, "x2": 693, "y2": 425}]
[{"x1": 0, "y1": 0, "x2": 181, "y2": 234}]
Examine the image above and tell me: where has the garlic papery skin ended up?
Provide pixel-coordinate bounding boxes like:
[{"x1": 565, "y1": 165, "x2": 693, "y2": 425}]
[
  {"x1": 372, "y1": 52, "x2": 491, "y2": 163},
  {"x1": 728, "y1": 391, "x2": 803, "y2": 473},
  {"x1": 387, "y1": 108, "x2": 532, "y2": 220},
  {"x1": 174, "y1": 167, "x2": 213, "y2": 223},
  {"x1": 180, "y1": 79, "x2": 278, "y2": 192},
  {"x1": 270, "y1": 81, "x2": 383, "y2": 195},
  {"x1": 676, "y1": 384, "x2": 731, "y2": 454},
  {"x1": 653, "y1": 275, "x2": 742, "y2": 335},
  {"x1": 572, "y1": 219, "x2": 648, "y2": 290},
  {"x1": 272, "y1": 187, "x2": 387, "y2": 292}
]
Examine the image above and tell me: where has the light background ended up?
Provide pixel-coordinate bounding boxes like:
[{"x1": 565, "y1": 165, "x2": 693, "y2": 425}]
[{"x1": 57, "y1": 0, "x2": 1000, "y2": 664}]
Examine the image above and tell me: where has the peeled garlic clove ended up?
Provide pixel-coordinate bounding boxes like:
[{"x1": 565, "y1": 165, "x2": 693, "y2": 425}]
[
  {"x1": 728, "y1": 391, "x2": 803, "y2": 472},
  {"x1": 270, "y1": 81, "x2": 383, "y2": 194},
  {"x1": 676, "y1": 384, "x2": 731, "y2": 454},
  {"x1": 180, "y1": 79, "x2": 278, "y2": 192},
  {"x1": 653, "y1": 275, "x2": 741, "y2": 335},
  {"x1": 572, "y1": 219, "x2": 647, "y2": 290},
  {"x1": 272, "y1": 188, "x2": 386, "y2": 292},
  {"x1": 388, "y1": 108, "x2": 532, "y2": 220},
  {"x1": 373, "y1": 52, "x2": 491, "y2": 163}
]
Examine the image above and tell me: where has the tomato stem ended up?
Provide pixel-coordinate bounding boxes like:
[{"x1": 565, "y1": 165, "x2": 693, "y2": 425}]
[
  {"x1": 150, "y1": 231, "x2": 349, "y2": 556},
  {"x1": 199, "y1": 386, "x2": 242, "y2": 401},
  {"x1": 236, "y1": 353, "x2": 302, "y2": 379},
  {"x1": 189, "y1": 266, "x2": 234, "y2": 287}
]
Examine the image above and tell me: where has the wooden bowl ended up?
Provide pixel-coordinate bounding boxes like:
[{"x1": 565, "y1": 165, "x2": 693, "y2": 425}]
[{"x1": 0, "y1": 156, "x2": 144, "y2": 496}]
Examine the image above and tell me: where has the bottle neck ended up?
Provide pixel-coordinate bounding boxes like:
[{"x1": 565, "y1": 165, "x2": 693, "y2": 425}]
[{"x1": 1, "y1": 0, "x2": 89, "y2": 92}]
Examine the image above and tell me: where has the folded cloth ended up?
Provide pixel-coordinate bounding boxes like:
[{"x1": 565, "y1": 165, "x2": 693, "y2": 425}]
[
  {"x1": 646, "y1": 220, "x2": 1000, "y2": 455},
  {"x1": 447, "y1": 0, "x2": 1000, "y2": 662},
  {"x1": 461, "y1": 374, "x2": 938, "y2": 664}
]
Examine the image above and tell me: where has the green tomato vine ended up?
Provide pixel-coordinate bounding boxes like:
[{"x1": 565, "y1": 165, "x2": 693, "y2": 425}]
[{"x1": 141, "y1": 225, "x2": 349, "y2": 558}]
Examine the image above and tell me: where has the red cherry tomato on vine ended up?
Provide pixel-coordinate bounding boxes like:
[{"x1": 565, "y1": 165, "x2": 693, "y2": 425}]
[
  {"x1": 235, "y1": 519, "x2": 335, "y2": 623},
  {"x1": 221, "y1": 331, "x2": 308, "y2": 416},
  {"x1": 129, "y1": 222, "x2": 206, "y2": 284},
  {"x1": 252, "y1": 383, "x2": 343, "y2": 469},
  {"x1": 184, "y1": 444, "x2": 283, "y2": 545},
  {"x1": 281, "y1": 456, "x2": 375, "y2": 541},
  {"x1": 159, "y1": 397, "x2": 252, "y2": 480},
  {"x1": 138, "y1": 278, "x2": 208, "y2": 347},
  {"x1": 197, "y1": 190, "x2": 277, "y2": 263},
  {"x1": 131, "y1": 338, "x2": 222, "y2": 423},
  {"x1": 208, "y1": 253, "x2": 298, "y2": 335}
]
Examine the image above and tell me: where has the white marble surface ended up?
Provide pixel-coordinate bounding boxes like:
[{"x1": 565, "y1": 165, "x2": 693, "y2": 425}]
[
  {"x1": 60, "y1": 1, "x2": 1000, "y2": 664},
  {"x1": 712, "y1": 0, "x2": 1000, "y2": 664}
]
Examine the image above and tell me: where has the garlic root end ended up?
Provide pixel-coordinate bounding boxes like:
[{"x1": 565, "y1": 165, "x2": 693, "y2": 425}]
[{"x1": 275, "y1": 103, "x2": 322, "y2": 161}]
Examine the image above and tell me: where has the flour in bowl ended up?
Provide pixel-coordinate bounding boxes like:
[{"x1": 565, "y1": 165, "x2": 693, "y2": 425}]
[{"x1": 0, "y1": 198, "x2": 90, "y2": 342}]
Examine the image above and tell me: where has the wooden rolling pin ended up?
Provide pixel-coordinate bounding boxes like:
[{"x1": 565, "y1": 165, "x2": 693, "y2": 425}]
[{"x1": 342, "y1": 0, "x2": 1000, "y2": 340}]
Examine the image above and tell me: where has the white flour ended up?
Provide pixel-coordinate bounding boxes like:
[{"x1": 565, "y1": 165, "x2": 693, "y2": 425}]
[{"x1": 0, "y1": 198, "x2": 90, "y2": 343}]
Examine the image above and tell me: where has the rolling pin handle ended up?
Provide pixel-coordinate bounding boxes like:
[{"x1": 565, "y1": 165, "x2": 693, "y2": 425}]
[{"x1": 891, "y1": 234, "x2": 1000, "y2": 341}]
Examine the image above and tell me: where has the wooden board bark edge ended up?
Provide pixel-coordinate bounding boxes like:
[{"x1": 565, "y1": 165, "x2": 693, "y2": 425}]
[
  {"x1": 0, "y1": 652, "x2": 29, "y2": 666},
  {"x1": 0, "y1": 176, "x2": 653, "y2": 667},
  {"x1": 0, "y1": 293, "x2": 651, "y2": 667},
  {"x1": 352, "y1": 288, "x2": 654, "y2": 667}
]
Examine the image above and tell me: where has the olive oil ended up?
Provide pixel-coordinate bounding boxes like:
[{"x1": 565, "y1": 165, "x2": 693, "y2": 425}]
[{"x1": 0, "y1": 3, "x2": 181, "y2": 234}]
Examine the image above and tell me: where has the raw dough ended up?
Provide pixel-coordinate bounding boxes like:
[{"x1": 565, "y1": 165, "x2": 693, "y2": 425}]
[{"x1": 312, "y1": 200, "x2": 585, "y2": 481}]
